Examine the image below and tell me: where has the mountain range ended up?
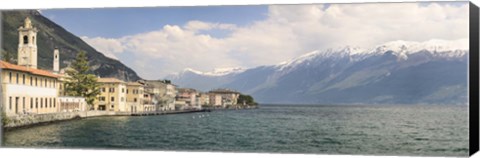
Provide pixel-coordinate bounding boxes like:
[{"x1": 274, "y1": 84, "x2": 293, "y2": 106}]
[
  {"x1": 1, "y1": 10, "x2": 141, "y2": 81},
  {"x1": 166, "y1": 39, "x2": 469, "y2": 105}
]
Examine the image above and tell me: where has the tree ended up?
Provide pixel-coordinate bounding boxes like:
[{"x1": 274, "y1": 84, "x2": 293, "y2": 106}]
[
  {"x1": 64, "y1": 51, "x2": 100, "y2": 108},
  {"x1": 1, "y1": 49, "x2": 15, "y2": 63},
  {"x1": 238, "y1": 94, "x2": 258, "y2": 106}
]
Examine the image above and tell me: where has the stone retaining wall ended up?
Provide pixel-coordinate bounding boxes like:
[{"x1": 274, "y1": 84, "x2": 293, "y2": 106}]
[
  {"x1": 3, "y1": 108, "x2": 227, "y2": 129},
  {"x1": 3, "y1": 111, "x2": 124, "y2": 129}
]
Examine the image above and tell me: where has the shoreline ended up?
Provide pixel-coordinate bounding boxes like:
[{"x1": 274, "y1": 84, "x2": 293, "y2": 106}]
[
  {"x1": 2, "y1": 109, "x2": 207, "y2": 132},
  {"x1": 2, "y1": 106, "x2": 258, "y2": 131}
]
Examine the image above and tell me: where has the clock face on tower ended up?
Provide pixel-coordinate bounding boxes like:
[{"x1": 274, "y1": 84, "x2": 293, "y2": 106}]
[{"x1": 17, "y1": 18, "x2": 38, "y2": 69}]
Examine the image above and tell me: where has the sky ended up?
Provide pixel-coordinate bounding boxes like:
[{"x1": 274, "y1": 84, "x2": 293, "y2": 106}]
[{"x1": 40, "y1": 2, "x2": 469, "y2": 79}]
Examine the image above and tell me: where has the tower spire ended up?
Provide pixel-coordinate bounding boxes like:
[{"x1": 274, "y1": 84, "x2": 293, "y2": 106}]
[{"x1": 17, "y1": 17, "x2": 38, "y2": 69}]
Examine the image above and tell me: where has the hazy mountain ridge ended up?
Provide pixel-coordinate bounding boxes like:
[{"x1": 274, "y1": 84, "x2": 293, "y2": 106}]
[
  {"x1": 1, "y1": 10, "x2": 142, "y2": 81},
  {"x1": 167, "y1": 39, "x2": 469, "y2": 105}
]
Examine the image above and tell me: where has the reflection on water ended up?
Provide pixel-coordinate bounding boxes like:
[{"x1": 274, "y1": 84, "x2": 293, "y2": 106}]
[{"x1": 3, "y1": 105, "x2": 469, "y2": 156}]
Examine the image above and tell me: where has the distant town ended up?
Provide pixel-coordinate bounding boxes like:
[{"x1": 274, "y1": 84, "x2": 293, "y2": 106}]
[{"x1": 0, "y1": 18, "x2": 257, "y2": 129}]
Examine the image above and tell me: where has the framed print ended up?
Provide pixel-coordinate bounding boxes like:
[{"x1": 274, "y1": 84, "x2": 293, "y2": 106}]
[{"x1": 1, "y1": 1, "x2": 479, "y2": 157}]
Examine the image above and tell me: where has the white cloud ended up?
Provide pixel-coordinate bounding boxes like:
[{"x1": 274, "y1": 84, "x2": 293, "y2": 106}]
[
  {"x1": 184, "y1": 20, "x2": 237, "y2": 32},
  {"x1": 81, "y1": 36, "x2": 125, "y2": 59},
  {"x1": 82, "y1": 2, "x2": 469, "y2": 79}
]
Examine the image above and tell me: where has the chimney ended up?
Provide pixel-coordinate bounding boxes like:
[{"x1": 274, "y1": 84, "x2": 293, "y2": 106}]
[{"x1": 53, "y1": 48, "x2": 60, "y2": 73}]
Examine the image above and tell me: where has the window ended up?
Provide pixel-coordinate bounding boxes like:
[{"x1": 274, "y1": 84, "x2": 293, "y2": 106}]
[
  {"x1": 49, "y1": 98, "x2": 52, "y2": 108},
  {"x1": 35, "y1": 98, "x2": 38, "y2": 108},
  {"x1": 9, "y1": 97, "x2": 12, "y2": 110},
  {"x1": 22, "y1": 74, "x2": 25, "y2": 85},
  {"x1": 99, "y1": 97, "x2": 106, "y2": 101},
  {"x1": 102, "y1": 87, "x2": 106, "y2": 92},
  {"x1": 53, "y1": 98, "x2": 56, "y2": 108},
  {"x1": 9, "y1": 72, "x2": 11, "y2": 83},
  {"x1": 45, "y1": 98, "x2": 48, "y2": 108},
  {"x1": 16, "y1": 73, "x2": 19, "y2": 84},
  {"x1": 111, "y1": 97, "x2": 115, "y2": 102},
  {"x1": 35, "y1": 77, "x2": 37, "y2": 86},
  {"x1": 126, "y1": 89, "x2": 129, "y2": 94},
  {"x1": 23, "y1": 35, "x2": 28, "y2": 44},
  {"x1": 30, "y1": 98, "x2": 33, "y2": 109},
  {"x1": 134, "y1": 98, "x2": 137, "y2": 102},
  {"x1": 121, "y1": 97, "x2": 124, "y2": 102},
  {"x1": 44, "y1": 79, "x2": 47, "y2": 87},
  {"x1": 30, "y1": 76, "x2": 33, "y2": 85},
  {"x1": 40, "y1": 98, "x2": 43, "y2": 108},
  {"x1": 122, "y1": 88, "x2": 125, "y2": 93}
]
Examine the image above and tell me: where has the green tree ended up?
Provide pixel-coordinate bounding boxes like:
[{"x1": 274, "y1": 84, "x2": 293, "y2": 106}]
[
  {"x1": 1, "y1": 49, "x2": 15, "y2": 63},
  {"x1": 64, "y1": 51, "x2": 100, "y2": 108},
  {"x1": 238, "y1": 94, "x2": 258, "y2": 106}
]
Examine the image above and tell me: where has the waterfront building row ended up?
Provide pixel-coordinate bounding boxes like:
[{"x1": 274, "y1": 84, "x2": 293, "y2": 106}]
[
  {"x1": 175, "y1": 88, "x2": 241, "y2": 109},
  {"x1": 1, "y1": 17, "x2": 245, "y2": 118}
]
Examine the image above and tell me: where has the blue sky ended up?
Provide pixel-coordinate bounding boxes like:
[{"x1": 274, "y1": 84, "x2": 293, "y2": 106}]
[
  {"x1": 42, "y1": 6, "x2": 268, "y2": 38},
  {"x1": 40, "y1": 2, "x2": 469, "y2": 79}
]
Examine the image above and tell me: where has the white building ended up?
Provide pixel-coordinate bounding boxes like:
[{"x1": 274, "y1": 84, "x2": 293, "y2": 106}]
[
  {"x1": 58, "y1": 97, "x2": 87, "y2": 112},
  {"x1": 1, "y1": 17, "x2": 67, "y2": 116}
]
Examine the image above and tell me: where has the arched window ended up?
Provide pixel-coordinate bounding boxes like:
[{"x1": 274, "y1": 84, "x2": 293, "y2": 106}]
[{"x1": 23, "y1": 35, "x2": 28, "y2": 44}]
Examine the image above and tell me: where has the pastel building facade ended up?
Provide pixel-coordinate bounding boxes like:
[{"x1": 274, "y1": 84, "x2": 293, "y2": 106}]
[
  {"x1": 94, "y1": 78, "x2": 127, "y2": 112},
  {"x1": 208, "y1": 93, "x2": 223, "y2": 107},
  {"x1": 208, "y1": 89, "x2": 240, "y2": 108},
  {"x1": 1, "y1": 61, "x2": 60, "y2": 116},
  {"x1": 1, "y1": 18, "x2": 76, "y2": 117},
  {"x1": 126, "y1": 82, "x2": 144, "y2": 113},
  {"x1": 198, "y1": 93, "x2": 210, "y2": 106},
  {"x1": 176, "y1": 88, "x2": 201, "y2": 110},
  {"x1": 58, "y1": 96, "x2": 87, "y2": 112},
  {"x1": 145, "y1": 80, "x2": 176, "y2": 111}
]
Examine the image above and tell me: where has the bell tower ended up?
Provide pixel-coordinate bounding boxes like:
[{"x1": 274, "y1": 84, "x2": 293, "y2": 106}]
[
  {"x1": 17, "y1": 17, "x2": 38, "y2": 69},
  {"x1": 53, "y1": 48, "x2": 60, "y2": 73}
]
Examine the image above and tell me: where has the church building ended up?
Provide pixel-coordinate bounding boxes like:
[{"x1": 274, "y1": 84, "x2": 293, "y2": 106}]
[{"x1": 1, "y1": 17, "x2": 86, "y2": 116}]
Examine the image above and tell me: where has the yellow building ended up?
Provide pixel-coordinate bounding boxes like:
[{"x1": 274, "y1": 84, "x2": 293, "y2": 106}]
[
  {"x1": 126, "y1": 82, "x2": 144, "y2": 113},
  {"x1": 198, "y1": 93, "x2": 210, "y2": 107},
  {"x1": 94, "y1": 78, "x2": 127, "y2": 112}
]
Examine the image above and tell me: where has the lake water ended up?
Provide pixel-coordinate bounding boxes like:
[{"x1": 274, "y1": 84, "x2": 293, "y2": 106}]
[{"x1": 2, "y1": 105, "x2": 469, "y2": 157}]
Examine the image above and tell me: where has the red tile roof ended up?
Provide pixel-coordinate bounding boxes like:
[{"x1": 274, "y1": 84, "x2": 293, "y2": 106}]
[{"x1": 0, "y1": 60, "x2": 59, "y2": 78}]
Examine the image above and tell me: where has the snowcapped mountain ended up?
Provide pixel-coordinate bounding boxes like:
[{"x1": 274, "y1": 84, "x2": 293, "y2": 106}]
[
  {"x1": 179, "y1": 67, "x2": 246, "y2": 77},
  {"x1": 166, "y1": 67, "x2": 246, "y2": 91},
  {"x1": 166, "y1": 39, "x2": 469, "y2": 105}
]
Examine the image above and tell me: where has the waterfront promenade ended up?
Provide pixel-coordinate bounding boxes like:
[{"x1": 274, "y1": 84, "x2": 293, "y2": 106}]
[{"x1": 2, "y1": 109, "x2": 209, "y2": 130}]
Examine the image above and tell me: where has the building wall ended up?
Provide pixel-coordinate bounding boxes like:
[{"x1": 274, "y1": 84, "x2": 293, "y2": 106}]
[
  {"x1": 209, "y1": 93, "x2": 222, "y2": 107},
  {"x1": 95, "y1": 82, "x2": 127, "y2": 112},
  {"x1": 126, "y1": 84, "x2": 144, "y2": 113},
  {"x1": 58, "y1": 97, "x2": 87, "y2": 112},
  {"x1": 1, "y1": 69, "x2": 59, "y2": 116},
  {"x1": 199, "y1": 93, "x2": 210, "y2": 106}
]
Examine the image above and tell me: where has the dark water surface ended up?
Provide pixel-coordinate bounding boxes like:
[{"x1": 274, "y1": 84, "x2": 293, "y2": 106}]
[{"x1": 3, "y1": 105, "x2": 469, "y2": 156}]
